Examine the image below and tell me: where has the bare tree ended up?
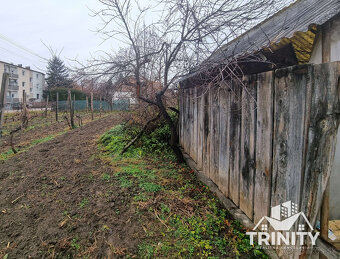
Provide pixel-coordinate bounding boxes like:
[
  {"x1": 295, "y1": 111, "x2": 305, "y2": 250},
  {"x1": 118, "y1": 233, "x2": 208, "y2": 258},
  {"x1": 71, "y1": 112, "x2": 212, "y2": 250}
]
[{"x1": 77, "y1": 0, "x2": 289, "y2": 161}]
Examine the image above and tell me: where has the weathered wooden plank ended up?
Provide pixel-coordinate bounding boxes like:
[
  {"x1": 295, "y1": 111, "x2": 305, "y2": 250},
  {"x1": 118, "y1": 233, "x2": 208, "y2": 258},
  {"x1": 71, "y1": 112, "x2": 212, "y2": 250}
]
[
  {"x1": 210, "y1": 85, "x2": 220, "y2": 185},
  {"x1": 240, "y1": 75, "x2": 257, "y2": 220},
  {"x1": 189, "y1": 87, "x2": 193, "y2": 156},
  {"x1": 218, "y1": 82, "x2": 230, "y2": 197},
  {"x1": 192, "y1": 87, "x2": 198, "y2": 163},
  {"x1": 197, "y1": 86, "x2": 204, "y2": 169},
  {"x1": 202, "y1": 86, "x2": 211, "y2": 177},
  {"x1": 273, "y1": 65, "x2": 311, "y2": 259},
  {"x1": 254, "y1": 71, "x2": 274, "y2": 223},
  {"x1": 191, "y1": 87, "x2": 196, "y2": 159},
  {"x1": 182, "y1": 87, "x2": 187, "y2": 151},
  {"x1": 182, "y1": 88, "x2": 187, "y2": 152},
  {"x1": 180, "y1": 87, "x2": 184, "y2": 148},
  {"x1": 185, "y1": 88, "x2": 191, "y2": 155},
  {"x1": 229, "y1": 81, "x2": 242, "y2": 206},
  {"x1": 179, "y1": 87, "x2": 183, "y2": 148},
  {"x1": 271, "y1": 66, "x2": 308, "y2": 210},
  {"x1": 300, "y1": 62, "x2": 340, "y2": 231}
]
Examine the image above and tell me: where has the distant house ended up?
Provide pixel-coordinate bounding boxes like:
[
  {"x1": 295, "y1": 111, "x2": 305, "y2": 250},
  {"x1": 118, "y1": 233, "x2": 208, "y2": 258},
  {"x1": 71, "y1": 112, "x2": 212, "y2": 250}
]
[
  {"x1": 0, "y1": 61, "x2": 45, "y2": 109},
  {"x1": 112, "y1": 84, "x2": 137, "y2": 105},
  {"x1": 112, "y1": 78, "x2": 165, "y2": 106}
]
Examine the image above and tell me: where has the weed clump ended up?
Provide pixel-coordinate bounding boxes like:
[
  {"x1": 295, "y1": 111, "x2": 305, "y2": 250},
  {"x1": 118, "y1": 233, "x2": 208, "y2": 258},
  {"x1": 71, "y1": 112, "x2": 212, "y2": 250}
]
[
  {"x1": 98, "y1": 121, "x2": 268, "y2": 258},
  {"x1": 100, "y1": 119, "x2": 176, "y2": 160}
]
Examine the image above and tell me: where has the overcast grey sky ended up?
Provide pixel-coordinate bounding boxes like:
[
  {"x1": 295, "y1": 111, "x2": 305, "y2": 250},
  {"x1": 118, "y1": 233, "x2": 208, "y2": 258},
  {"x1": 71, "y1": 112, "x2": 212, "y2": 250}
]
[
  {"x1": 0, "y1": 0, "x2": 114, "y2": 73},
  {"x1": 0, "y1": 0, "x2": 293, "y2": 75}
]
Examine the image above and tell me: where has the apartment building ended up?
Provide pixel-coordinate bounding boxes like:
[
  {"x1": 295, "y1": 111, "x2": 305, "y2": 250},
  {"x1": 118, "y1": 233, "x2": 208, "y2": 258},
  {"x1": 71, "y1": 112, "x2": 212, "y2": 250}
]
[{"x1": 0, "y1": 61, "x2": 45, "y2": 109}]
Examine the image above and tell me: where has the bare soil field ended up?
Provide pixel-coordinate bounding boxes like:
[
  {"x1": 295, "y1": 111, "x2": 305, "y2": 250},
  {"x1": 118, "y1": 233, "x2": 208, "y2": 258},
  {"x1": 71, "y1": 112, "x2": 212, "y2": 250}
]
[
  {"x1": 0, "y1": 114, "x2": 133, "y2": 258},
  {"x1": 0, "y1": 111, "x2": 111, "y2": 160},
  {"x1": 0, "y1": 113, "x2": 265, "y2": 258}
]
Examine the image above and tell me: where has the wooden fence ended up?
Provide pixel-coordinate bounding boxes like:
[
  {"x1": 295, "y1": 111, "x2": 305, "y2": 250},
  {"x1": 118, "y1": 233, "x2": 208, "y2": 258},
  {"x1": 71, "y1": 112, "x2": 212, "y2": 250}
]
[{"x1": 179, "y1": 62, "x2": 340, "y2": 254}]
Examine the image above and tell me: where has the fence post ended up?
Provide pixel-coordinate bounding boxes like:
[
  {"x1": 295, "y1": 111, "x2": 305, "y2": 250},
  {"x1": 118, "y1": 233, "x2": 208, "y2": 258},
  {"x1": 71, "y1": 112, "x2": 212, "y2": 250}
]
[
  {"x1": 86, "y1": 96, "x2": 89, "y2": 113},
  {"x1": 68, "y1": 89, "x2": 74, "y2": 128},
  {"x1": 91, "y1": 92, "x2": 94, "y2": 121},
  {"x1": 56, "y1": 92, "x2": 59, "y2": 122},
  {"x1": 0, "y1": 73, "x2": 9, "y2": 137},
  {"x1": 22, "y1": 90, "x2": 29, "y2": 128},
  {"x1": 73, "y1": 94, "x2": 76, "y2": 113},
  {"x1": 45, "y1": 95, "x2": 49, "y2": 118}
]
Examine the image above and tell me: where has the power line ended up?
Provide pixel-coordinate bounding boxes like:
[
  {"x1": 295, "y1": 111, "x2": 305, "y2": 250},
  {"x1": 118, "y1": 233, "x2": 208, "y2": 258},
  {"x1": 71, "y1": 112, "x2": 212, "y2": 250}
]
[
  {"x1": 0, "y1": 32, "x2": 48, "y2": 62},
  {"x1": 0, "y1": 45, "x2": 46, "y2": 65},
  {"x1": 0, "y1": 48, "x2": 46, "y2": 74}
]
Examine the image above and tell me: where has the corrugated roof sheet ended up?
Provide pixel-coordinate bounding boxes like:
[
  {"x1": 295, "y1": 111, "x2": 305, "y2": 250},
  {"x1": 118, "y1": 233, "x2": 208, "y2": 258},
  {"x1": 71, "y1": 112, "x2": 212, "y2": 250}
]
[{"x1": 212, "y1": 0, "x2": 340, "y2": 64}]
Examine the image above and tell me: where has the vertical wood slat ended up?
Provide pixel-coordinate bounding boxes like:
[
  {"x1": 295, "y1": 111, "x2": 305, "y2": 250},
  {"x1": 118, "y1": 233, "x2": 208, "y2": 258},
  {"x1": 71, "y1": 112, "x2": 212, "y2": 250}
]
[
  {"x1": 300, "y1": 62, "x2": 340, "y2": 227},
  {"x1": 240, "y1": 75, "x2": 257, "y2": 220},
  {"x1": 229, "y1": 81, "x2": 242, "y2": 206},
  {"x1": 186, "y1": 88, "x2": 191, "y2": 155},
  {"x1": 197, "y1": 86, "x2": 204, "y2": 169},
  {"x1": 181, "y1": 88, "x2": 186, "y2": 151},
  {"x1": 192, "y1": 88, "x2": 198, "y2": 163},
  {"x1": 272, "y1": 66, "x2": 310, "y2": 259},
  {"x1": 254, "y1": 71, "x2": 274, "y2": 222},
  {"x1": 187, "y1": 88, "x2": 191, "y2": 157},
  {"x1": 183, "y1": 88, "x2": 187, "y2": 152},
  {"x1": 203, "y1": 87, "x2": 210, "y2": 177},
  {"x1": 179, "y1": 87, "x2": 183, "y2": 148},
  {"x1": 218, "y1": 83, "x2": 230, "y2": 197},
  {"x1": 190, "y1": 88, "x2": 194, "y2": 160},
  {"x1": 210, "y1": 86, "x2": 220, "y2": 184},
  {"x1": 188, "y1": 88, "x2": 192, "y2": 158},
  {"x1": 271, "y1": 66, "x2": 308, "y2": 209}
]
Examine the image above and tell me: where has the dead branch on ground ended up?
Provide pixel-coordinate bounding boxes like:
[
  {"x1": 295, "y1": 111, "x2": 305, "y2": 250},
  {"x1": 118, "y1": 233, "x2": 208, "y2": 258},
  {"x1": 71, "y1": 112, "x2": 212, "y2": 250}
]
[{"x1": 120, "y1": 113, "x2": 161, "y2": 155}]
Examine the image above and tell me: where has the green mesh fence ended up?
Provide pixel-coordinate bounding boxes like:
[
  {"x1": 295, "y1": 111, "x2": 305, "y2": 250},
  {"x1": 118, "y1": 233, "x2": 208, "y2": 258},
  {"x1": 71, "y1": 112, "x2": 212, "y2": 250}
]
[
  {"x1": 113, "y1": 99, "x2": 130, "y2": 110},
  {"x1": 56, "y1": 100, "x2": 129, "y2": 111}
]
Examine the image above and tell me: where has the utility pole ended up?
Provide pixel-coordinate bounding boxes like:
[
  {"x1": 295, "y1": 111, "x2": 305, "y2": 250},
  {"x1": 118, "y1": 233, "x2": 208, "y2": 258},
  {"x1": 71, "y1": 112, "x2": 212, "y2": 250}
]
[{"x1": 0, "y1": 73, "x2": 9, "y2": 137}]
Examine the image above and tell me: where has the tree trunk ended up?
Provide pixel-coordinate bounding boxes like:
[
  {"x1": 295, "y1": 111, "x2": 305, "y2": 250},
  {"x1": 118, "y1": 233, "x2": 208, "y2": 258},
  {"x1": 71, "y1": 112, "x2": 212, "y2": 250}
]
[{"x1": 156, "y1": 94, "x2": 183, "y2": 163}]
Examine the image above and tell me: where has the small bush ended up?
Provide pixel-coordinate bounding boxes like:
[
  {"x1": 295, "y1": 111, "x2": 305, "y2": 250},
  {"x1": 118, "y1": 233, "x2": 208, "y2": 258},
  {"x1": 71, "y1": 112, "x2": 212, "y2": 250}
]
[{"x1": 100, "y1": 113, "x2": 177, "y2": 160}]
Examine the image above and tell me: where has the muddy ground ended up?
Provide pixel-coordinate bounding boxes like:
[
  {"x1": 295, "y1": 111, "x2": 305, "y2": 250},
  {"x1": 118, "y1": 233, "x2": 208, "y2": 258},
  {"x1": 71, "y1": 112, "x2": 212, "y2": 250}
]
[
  {"x1": 0, "y1": 112, "x2": 264, "y2": 259},
  {"x1": 0, "y1": 114, "x2": 145, "y2": 258},
  {"x1": 0, "y1": 111, "x2": 109, "y2": 154}
]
